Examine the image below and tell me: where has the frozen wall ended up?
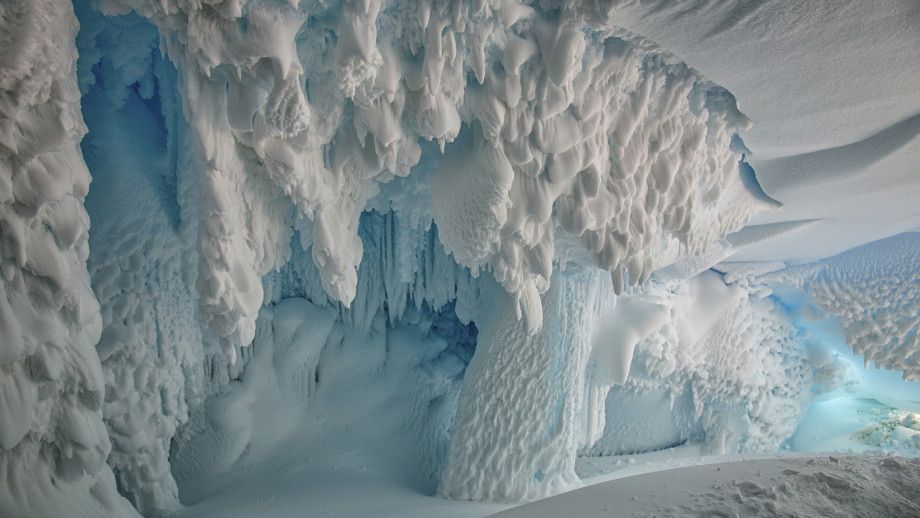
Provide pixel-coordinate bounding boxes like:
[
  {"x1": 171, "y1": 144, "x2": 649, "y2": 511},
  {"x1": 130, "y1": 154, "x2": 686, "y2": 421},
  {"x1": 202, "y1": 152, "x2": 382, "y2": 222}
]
[
  {"x1": 587, "y1": 272, "x2": 812, "y2": 457},
  {"x1": 0, "y1": 1, "x2": 136, "y2": 516},
  {"x1": 1, "y1": 0, "x2": 881, "y2": 515},
  {"x1": 75, "y1": 9, "x2": 211, "y2": 513}
]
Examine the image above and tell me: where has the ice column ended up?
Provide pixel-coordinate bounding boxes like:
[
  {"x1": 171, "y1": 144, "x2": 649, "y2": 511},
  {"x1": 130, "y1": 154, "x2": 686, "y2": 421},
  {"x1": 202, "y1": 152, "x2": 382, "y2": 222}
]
[
  {"x1": 0, "y1": 1, "x2": 135, "y2": 515},
  {"x1": 439, "y1": 267, "x2": 610, "y2": 502}
]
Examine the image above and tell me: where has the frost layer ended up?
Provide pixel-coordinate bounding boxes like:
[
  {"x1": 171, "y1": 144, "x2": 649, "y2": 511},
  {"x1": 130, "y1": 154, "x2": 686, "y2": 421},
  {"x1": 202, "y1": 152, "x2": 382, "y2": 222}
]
[
  {"x1": 95, "y1": 0, "x2": 771, "y2": 359},
  {"x1": 0, "y1": 1, "x2": 135, "y2": 516},
  {"x1": 586, "y1": 271, "x2": 812, "y2": 456},
  {"x1": 4, "y1": 0, "x2": 792, "y2": 511},
  {"x1": 735, "y1": 233, "x2": 920, "y2": 381}
]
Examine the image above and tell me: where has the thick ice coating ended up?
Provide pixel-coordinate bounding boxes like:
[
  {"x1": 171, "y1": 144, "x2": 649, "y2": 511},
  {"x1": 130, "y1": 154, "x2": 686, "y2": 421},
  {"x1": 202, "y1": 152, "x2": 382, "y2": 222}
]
[
  {"x1": 0, "y1": 1, "x2": 136, "y2": 515},
  {"x1": 91, "y1": 0, "x2": 772, "y2": 354},
  {"x1": 3, "y1": 0, "x2": 850, "y2": 514}
]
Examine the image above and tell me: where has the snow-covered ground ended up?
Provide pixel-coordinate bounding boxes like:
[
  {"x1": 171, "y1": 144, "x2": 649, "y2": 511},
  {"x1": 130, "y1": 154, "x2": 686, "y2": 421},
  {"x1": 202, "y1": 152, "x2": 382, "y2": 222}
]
[{"x1": 499, "y1": 454, "x2": 920, "y2": 518}]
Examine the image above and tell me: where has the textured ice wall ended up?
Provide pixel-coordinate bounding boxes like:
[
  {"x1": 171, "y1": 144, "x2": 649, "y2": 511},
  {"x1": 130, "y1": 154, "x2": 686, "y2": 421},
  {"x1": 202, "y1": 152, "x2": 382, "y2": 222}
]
[
  {"x1": 808, "y1": 234, "x2": 920, "y2": 380},
  {"x1": 0, "y1": 1, "x2": 135, "y2": 516},
  {"x1": 75, "y1": 9, "x2": 212, "y2": 512},
  {"x1": 439, "y1": 268, "x2": 611, "y2": 502},
  {"x1": 93, "y1": 0, "x2": 772, "y2": 360},
  {"x1": 729, "y1": 233, "x2": 920, "y2": 381},
  {"x1": 587, "y1": 272, "x2": 812, "y2": 456}
]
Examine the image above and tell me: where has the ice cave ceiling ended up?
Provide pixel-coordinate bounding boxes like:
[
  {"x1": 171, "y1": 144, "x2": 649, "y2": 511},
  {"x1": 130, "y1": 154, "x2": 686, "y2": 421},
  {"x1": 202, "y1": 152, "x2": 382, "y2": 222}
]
[{"x1": 0, "y1": 0, "x2": 918, "y2": 517}]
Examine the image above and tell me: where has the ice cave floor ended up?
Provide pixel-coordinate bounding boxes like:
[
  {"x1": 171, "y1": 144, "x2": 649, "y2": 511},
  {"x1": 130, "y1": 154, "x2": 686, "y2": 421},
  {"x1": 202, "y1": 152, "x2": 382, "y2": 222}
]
[{"x1": 175, "y1": 448, "x2": 920, "y2": 517}]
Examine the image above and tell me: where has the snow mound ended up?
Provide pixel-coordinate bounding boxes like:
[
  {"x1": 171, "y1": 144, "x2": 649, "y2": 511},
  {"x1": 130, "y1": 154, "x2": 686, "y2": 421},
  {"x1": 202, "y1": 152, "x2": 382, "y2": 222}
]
[
  {"x1": 587, "y1": 271, "x2": 811, "y2": 456},
  {"x1": 496, "y1": 455, "x2": 920, "y2": 517}
]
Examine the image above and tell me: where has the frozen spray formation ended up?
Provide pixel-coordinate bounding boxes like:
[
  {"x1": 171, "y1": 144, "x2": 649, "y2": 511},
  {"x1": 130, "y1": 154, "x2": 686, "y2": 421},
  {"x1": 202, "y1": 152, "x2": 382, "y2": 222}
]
[
  {"x1": 0, "y1": 1, "x2": 135, "y2": 516},
  {"x1": 91, "y1": 0, "x2": 771, "y2": 357},
  {"x1": 4, "y1": 0, "x2": 916, "y2": 516}
]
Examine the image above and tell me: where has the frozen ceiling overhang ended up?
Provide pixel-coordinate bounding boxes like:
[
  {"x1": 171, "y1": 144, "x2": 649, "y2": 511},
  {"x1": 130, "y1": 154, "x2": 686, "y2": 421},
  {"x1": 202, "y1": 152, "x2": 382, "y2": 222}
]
[{"x1": 0, "y1": 1, "x2": 918, "y2": 517}]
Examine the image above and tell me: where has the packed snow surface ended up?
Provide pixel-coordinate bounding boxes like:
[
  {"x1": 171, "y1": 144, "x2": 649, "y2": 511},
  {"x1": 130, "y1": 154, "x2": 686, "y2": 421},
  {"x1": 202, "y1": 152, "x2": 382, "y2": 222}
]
[
  {"x1": 497, "y1": 454, "x2": 920, "y2": 518},
  {"x1": 605, "y1": 0, "x2": 920, "y2": 260}
]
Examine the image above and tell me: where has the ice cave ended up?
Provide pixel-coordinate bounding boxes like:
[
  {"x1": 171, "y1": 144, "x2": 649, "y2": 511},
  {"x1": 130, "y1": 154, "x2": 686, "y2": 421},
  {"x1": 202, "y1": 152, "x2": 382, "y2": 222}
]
[{"x1": 1, "y1": 0, "x2": 919, "y2": 516}]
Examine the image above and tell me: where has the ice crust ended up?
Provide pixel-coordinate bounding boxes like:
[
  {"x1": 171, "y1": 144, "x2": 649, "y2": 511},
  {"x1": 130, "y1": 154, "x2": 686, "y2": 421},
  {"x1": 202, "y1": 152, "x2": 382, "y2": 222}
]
[
  {"x1": 3, "y1": 0, "x2": 918, "y2": 516},
  {"x1": 89, "y1": 0, "x2": 769, "y2": 358},
  {"x1": 0, "y1": 1, "x2": 136, "y2": 516}
]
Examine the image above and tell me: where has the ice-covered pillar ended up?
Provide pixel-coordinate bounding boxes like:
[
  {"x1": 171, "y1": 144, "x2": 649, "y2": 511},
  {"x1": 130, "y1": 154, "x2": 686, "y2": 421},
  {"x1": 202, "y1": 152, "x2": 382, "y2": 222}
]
[
  {"x1": 0, "y1": 0, "x2": 135, "y2": 515},
  {"x1": 439, "y1": 268, "x2": 609, "y2": 502}
]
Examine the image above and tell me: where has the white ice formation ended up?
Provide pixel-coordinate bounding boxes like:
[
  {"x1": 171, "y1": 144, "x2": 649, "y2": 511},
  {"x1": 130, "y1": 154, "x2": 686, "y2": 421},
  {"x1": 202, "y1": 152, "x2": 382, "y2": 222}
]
[
  {"x1": 0, "y1": 1, "x2": 135, "y2": 516},
  {"x1": 2, "y1": 0, "x2": 916, "y2": 516},
  {"x1": 587, "y1": 272, "x2": 811, "y2": 456},
  {"x1": 743, "y1": 233, "x2": 920, "y2": 381},
  {"x1": 89, "y1": 0, "x2": 770, "y2": 359}
]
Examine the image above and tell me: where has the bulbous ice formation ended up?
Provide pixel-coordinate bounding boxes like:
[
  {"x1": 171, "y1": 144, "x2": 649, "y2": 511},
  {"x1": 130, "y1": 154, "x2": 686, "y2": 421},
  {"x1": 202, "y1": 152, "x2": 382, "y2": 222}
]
[
  {"x1": 89, "y1": 0, "x2": 773, "y2": 360},
  {"x1": 0, "y1": 1, "x2": 136, "y2": 515},
  {"x1": 3, "y1": 0, "x2": 800, "y2": 512}
]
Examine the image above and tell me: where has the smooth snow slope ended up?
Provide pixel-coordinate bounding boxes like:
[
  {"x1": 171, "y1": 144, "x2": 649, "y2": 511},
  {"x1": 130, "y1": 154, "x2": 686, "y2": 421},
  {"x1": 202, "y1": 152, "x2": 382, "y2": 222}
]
[
  {"x1": 496, "y1": 454, "x2": 920, "y2": 518},
  {"x1": 607, "y1": 0, "x2": 920, "y2": 261}
]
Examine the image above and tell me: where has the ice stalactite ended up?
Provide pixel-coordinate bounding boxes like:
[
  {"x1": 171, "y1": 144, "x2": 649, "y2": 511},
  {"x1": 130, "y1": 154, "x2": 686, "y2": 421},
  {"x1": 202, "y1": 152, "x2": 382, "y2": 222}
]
[
  {"x1": 264, "y1": 211, "x2": 481, "y2": 335},
  {"x1": 0, "y1": 0, "x2": 136, "y2": 515},
  {"x1": 93, "y1": 0, "x2": 773, "y2": 362}
]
